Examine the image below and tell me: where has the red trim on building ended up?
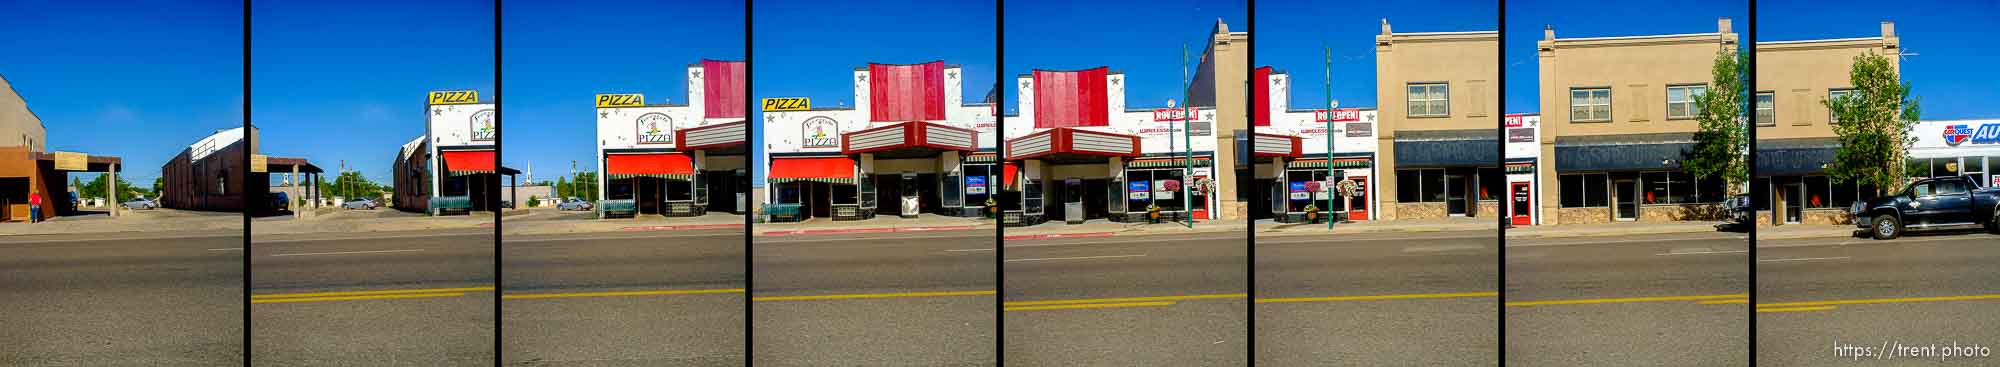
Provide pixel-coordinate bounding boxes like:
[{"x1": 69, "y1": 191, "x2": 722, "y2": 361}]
[
  {"x1": 702, "y1": 60, "x2": 746, "y2": 119},
  {"x1": 869, "y1": 61, "x2": 946, "y2": 122},
  {"x1": 607, "y1": 153, "x2": 695, "y2": 176},
  {"x1": 1252, "y1": 132, "x2": 1302, "y2": 158},
  {"x1": 1004, "y1": 127, "x2": 1141, "y2": 161},
  {"x1": 839, "y1": 121, "x2": 978, "y2": 155},
  {"x1": 1253, "y1": 66, "x2": 1272, "y2": 127},
  {"x1": 1032, "y1": 67, "x2": 1110, "y2": 128}
]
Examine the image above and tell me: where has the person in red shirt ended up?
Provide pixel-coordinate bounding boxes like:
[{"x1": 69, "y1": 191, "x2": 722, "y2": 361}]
[{"x1": 28, "y1": 191, "x2": 41, "y2": 223}]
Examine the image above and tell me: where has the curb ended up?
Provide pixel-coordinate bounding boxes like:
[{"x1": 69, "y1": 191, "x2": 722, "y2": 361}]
[{"x1": 1506, "y1": 226, "x2": 1729, "y2": 239}]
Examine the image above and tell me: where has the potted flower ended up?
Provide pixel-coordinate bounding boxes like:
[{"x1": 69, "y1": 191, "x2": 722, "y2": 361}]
[
  {"x1": 1147, "y1": 203, "x2": 1162, "y2": 224},
  {"x1": 984, "y1": 197, "x2": 998, "y2": 219},
  {"x1": 1303, "y1": 203, "x2": 1320, "y2": 223}
]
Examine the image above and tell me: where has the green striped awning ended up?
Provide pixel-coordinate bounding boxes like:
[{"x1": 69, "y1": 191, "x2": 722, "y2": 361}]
[
  {"x1": 965, "y1": 154, "x2": 998, "y2": 164},
  {"x1": 1506, "y1": 163, "x2": 1535, "y2": 174},
  {"x1": 769, "y1": 177, "x2": 856, "y2": 185},
  {"x1": 446, "y1": 169, "x2": 493, "y2": 177},
  {"x1": 1287, "y1": 158, "x2": 1371, "y2": 169},
  {"x1": 1127, "y1": 157, "x2": 1212, "y2": 168},
  {"x1": 608, "y1": 173, "x2": 694, "y2": 180}
]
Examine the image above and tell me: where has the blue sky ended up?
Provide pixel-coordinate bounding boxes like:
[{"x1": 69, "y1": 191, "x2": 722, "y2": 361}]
[
  {"x1": 752, "y1": 0, "x2": 996, "y2": 185},
  {"x1": 1759, "y1": 0, "x2": 1999, "y2": 121},
  {"x1": 0, "y1": 0, "x2": 242, "y2": 185},
  {"x1": 1004, "y1": 0, "x2": 1245, "y2": 113},
  {"x1": 1254, "y1": 0, "x2": 1496, "y2": 111},
  {"x1": 502, "y1": 0, "x2": 743, "y2": 183},
  {"x1": 252, "y1": 0, "x2": 492, "y2": 184},
  {"x1": 1505, "y1": 0, "x2": 1747, "y2": 114}
]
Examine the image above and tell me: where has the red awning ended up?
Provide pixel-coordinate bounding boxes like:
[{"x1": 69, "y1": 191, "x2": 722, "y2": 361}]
[
  {"x1": 1003, "y1": 163, "x2": 1019, "y2": 188},
  {"x1": 769, "y1": 157, "x2": 856, "y2": 184},
  {"x1": 441, "y1": 150, "x2": 496, "y2": 176},
  {"x1": 607, "y1": 153, "x2": 695, "y2": 180}
]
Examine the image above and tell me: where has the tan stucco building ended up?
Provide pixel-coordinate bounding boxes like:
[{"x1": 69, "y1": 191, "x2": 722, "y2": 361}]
[
  {"x1": 0, "y1": 74, "x2": 123, "y2": 221},
  {"x1": 1753, "y1": 22, "x2": 1900, "y2": 226},
  {"x1": 1373, "y1": 21, "x2": 1501, "y2": 221},
  {"x1": 1536, "y1": 18, "x2": 1738, "y2": 225},
  {"x1": 1189, "y1": 20, "x2": 1250, "y2": 221}
]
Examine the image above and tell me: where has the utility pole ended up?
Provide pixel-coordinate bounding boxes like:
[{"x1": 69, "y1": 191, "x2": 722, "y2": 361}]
[
  {"x1": 1180, "y1": 42, "x2": 1195, "y2": 229},
  {"x1": 1325, "y1": 45, "x2": 1337, "y2": 230}
]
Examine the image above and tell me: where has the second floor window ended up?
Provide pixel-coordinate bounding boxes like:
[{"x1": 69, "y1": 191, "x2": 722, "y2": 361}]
[
  {"x1": 1570, "y1": 88, "x2": 1612, "y2": 122},
  {"x1": 1755, "y1": 92, "x2": 1775, "y2": 126},
  {"x1": 1407, "y1": 83, "x2": 1449, "y2": 118},
  {"x1": 1828, "y1": 89, "x2": 1854, "y2": 123},
  {"x1": 1666, "y1": 85, "x2": 1706, "y2": 120}
]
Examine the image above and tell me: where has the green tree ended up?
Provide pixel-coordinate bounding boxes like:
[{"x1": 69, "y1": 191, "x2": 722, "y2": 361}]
[
  {"x1": 1687, "y1": 48, "x2": 1750, "y2": 195},
  {"x1": 573, "y1": 171, "x2": 598, "y2": 202},
  {"x1": 152, "y1": 177, "x2": 164, "y2": 196},
  {"x1": 317, "y1": 171, "x2": 387, "y2": 200},
  {"x1": 1825, "y1": 52, "x2": 1920, "y2": 196},
  {"x1": 79, "y1": 174, "x2": 145, "y2": 201},
  {"x1": 556, "y1": 177, "x2": 570, "y2": 198}
]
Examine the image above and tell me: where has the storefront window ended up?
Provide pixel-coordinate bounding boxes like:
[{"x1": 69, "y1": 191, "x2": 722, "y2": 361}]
[
  {"x1": 607, "y1": 180, "x2": 632, "y2": 200},
  {"x1": 1697, "y1": 175, "x2": 1726, "y2": 203},
  {"x1": 1832, "y1": 179, "x2": 1859, "y2": 208},
  {"x1": 667, "y1": 179, "x2": 692, "y2": 201},
  {"x1": 694, "y1": 174, "x2": 708, "y2": 204},
  {"x1": 1803, "y1": 176, "x2": 1831, "y2": 208},
  {"x1": 964, "y1": 165, "x2": 991, "y2": 207},
  {"x1": 1421, "y1": 169, "x2": 1446, "y2": 203},
  {"x1": 1024, "y1": 180, "x2": 1043, "y2": 215},
  {"x1": 1752, "y1": 177, "x2": 1770, "y2": 211},
  {"x1": 1559, "y1": 173, "x2": 1609, "y2": 208},
  {"x1": 1286, "y1": 170, "x2": 1331, "y2": 212},
  {"x1": 1478, "y1": 168, "x2": 1502, "y2": 201},
  {"x1": 1125, "y1": 169, "x2": 1187, "y2": 212},
  {"x1": 834, "y1": 183, "x2": 858, "y2": 205},
  {"x1": 777, "y1": 183, "x2": 802, "y2": 204},
  {"x1": 942, "y1": 170, "x2": 962, "y2": 209},
  {"x1": 1396, "y1": 170, "x2": 1419, "y2": 203}
]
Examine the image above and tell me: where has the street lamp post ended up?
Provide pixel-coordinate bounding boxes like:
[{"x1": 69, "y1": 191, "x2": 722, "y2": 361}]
[{"x1": 1325, "y1": 46, "x2": 1337, "y2": 230}]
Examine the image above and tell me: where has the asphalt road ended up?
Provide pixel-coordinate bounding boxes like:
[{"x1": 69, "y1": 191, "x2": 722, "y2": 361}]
[
  {"x1": 1004, "y1": 230, "x2": 1246, "y2": 367},
  {"x1": 1255, "y1": 230, "x2": 1498, "y2": 366},
  {"x1": 250, "y1": 229, "x2": 495, "y2": 366},
  {"x1": 1505, "y1": 231, "x2": 1749, "y2": 366},
  {"x1": 752, "y1": 230, "x2": 996, "y2": 366},
  {"x1": 501, "y1": 229, "x2": 746, "y2": 366},
  {"x1": 0, "y1": 230, "x2": 244, "y2": 366},
  {"x1": 1757, "y1": 231, "x2": 2000, "y2": 366}
]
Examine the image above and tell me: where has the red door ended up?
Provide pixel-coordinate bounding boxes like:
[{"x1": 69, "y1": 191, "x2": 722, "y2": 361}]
[
  {"x1": 1347, "y1": 177, "x2": 1369, "y2": 221},
  {"x1": 1510, "y1": 182, "x2": 1533, "y2": 226},
  {"x1": 1191, "y1": 175, "x2": 1209, "y2": 220}
]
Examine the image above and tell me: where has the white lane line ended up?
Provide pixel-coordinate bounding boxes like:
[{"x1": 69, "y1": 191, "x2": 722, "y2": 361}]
[
  {"x1": 1656, "y1": 249, "x2": 1747, "y2": 256},
  {"x1": 1757, "y1": 256, "x2": 1850, "y2": 263},
  {"x1": 207, "y1": 248, "x2": 244, "y2": 251},
  {"x1": 1004, "y1": 254, "x2": 1147, "y2": 262},
  {"x1": 270, "y1": 249, "x2": 426, "y2": 257}
]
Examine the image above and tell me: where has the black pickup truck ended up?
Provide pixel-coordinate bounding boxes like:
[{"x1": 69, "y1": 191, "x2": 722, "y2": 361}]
[{"x1": 1852, "y1": 176, "x2": 2000, "y2": 239}]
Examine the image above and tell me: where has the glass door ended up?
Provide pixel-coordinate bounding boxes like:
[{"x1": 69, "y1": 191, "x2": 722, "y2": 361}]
[
  {"x1": 1446, "y1": 172, "x2": 1468, "y2": 216},
  {"x1": 1614, "y1": 179, "x2": 1638, "y2": 221}
]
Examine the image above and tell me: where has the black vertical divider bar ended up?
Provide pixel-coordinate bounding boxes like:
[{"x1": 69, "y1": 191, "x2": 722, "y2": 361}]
[
  {"x1": 1243, "y1": 0, "x2": 1256, "y2": 365},
  {"x1": 1494, "y1": 0, "x2": 1508, "y2": 364},
  {"x1": 242, "y1": 1, "x2": 254, "y2": 365},
  {"x1": 743, "y1": 0, "x2": 756, "y2": 364},
  {"x1": 993, "y1": 0, "x2": 1005, "y2": 365},
  {"x1": 492, "y1": 0, "x2": 504, "y2": 364},
  {"x1": 1745, "y1": 0, "x2": 1758, "y2": 362}
]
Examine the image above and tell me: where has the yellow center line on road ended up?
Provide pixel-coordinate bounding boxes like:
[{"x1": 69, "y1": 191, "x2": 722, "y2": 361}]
[
  {"x1": 1756, "y1": 306, "x2": 1838, "y2": 313},
  {"x1": 1756, "y1": 294, "x2": 2000, "y2": 309},
  {"x1": 251, "y1": 287, "x2": 497, "y2": 300},
  {"x1": 1256, "y1": 291, "x2": 1497, "y2": 304},
  {"x1": 752, "y1": 290, "x2": 997, "y2": 302},
  {"x1": 251, "y1": 293, "x2": 468, "y2": 304},
  {"x1": 1505, "y1": 294, "x2": 1747, "y2": 307},
  {"x1": 1697, "y1": 299, "x2": 1750, "y2": 304},
  {"x1": 1003, "y1": 293, "x2": 1247, "y2": 307},
  {"x1": 504, "y1": 288, "x2": 745, "y2": 300},
  {"x1": 1005, "y1": 301, "x2": 1177, "y2": 311}
]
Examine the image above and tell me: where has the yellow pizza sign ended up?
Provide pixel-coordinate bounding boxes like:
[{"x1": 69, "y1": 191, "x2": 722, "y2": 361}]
[
  {"x1": 427, "y1": 90, "x2": 480, "y2": 105},
  {"x1": 762, "y1": 97, "x2": 810, "y2": 111},
  {"x1": 596, "y1": 93, "x2": 645, "y2": 108}
]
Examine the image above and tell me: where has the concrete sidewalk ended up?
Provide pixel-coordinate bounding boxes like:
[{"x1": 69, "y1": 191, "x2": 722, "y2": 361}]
[
  {"x1": 1757, "y1": 223, "x2": 1859, "y2": 240},
  {"x1": 505, "y1": 208, "x2": 745, "y2": 235},
  {"x1": 1002, "y1": 218, "x2": 1247, "y2": 239},
  {"x1": 0, "y1": 208, "x2": 241, "y2": 236},
  {"x1": 757, "y1": 214, "x2": 990, "y2": 236},
  {"x1": 1505, "y1": 220, "x2": 1738, "y2": 239}
]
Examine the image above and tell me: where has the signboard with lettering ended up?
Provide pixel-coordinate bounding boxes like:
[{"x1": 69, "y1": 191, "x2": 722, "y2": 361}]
[
  {"x1": 1315, "y1": 108, "x2": 1362, "y2": 122},
  {"x1": 428, "y1": 90, "x2": 480, "y2": 105},
  {"x1": 966, "y1": 176, "x2": 987, "y2": 194},
  {"x1": 1128, "y1": 181, "x2": 1150, "y2": 200},
  {"x1": 53, "y1": 152, "x2": 86, "y2": 171},
  {"x1": 800, "y1": 116, "x2": 839, "y2": 148},
  {"x1": 470, "y1": 109, "x2": 496, "y2": 141},
  {"x1": 596, "y1": 93, "x2": 644, "y2": 108},
  {"x1": 763, "y1": 97, "x2": 810, "y2": 111},
  {"x1": 1289, "y1": 181, "x2": 1309, "y2": 201},
  {"x1": 250, "y1": 154, "x2": 268, "y2": 173}
]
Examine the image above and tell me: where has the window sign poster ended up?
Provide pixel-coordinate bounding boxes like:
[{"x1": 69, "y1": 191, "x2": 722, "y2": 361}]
[
  {"x1": 1129, "y1": 181, "x2": 1151, "y2": 200},
  {"x1": 1154, "y1": 180, "x2": 1177, "y2": 200},
  {"x1": 1290, "y1": 181, "x2": 1310, "y2": 201},
  {"x1": 966, "y1": 176, "x2": 988, "y2": 194}
]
